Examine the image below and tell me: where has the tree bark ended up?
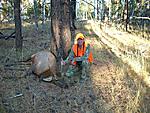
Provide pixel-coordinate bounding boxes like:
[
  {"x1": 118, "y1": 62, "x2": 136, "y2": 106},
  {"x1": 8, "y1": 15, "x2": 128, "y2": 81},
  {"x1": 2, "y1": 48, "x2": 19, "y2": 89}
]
[
  {"x1": 42, "y1": 0, "x2": 46, "y2": 30},
  {"x1": 94, "y1": 0, "x2": 97, "y2": 19},
  {"x1": 125, "y1": 0, "x2": 129, "y2": 31},
  {"x1": 97, "y1": 0, "x2": 99, "y2": 20},
  {"x1": 34, "y1": 0, "x2": 39, "y2": 30},
  {"x1": 14, "y1": 0, "x2": 22, "y2": 52},
  {"x1": 70, "y1": 0, "x2": 76, "y2": 30},
  {"x1": 109, "y1": 0, "x2": 112, "y2": 21},
  {"x1": 0, "y1": 0, "x2": 3, "y2": 23},
  {"x1": 50, "y1": 0, "x2": 72, "y2": 73}
]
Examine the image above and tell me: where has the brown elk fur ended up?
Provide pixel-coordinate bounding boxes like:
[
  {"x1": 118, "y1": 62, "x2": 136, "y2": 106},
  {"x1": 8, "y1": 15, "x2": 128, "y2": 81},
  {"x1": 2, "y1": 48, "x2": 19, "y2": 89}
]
[{"x1": 26, "y1": 51, "x2": 57, "y2": 81}]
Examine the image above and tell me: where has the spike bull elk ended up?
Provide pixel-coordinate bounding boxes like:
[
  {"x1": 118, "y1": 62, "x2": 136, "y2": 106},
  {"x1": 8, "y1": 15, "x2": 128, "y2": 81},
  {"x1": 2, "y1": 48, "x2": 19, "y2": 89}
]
[{"x1": 25, "y1": 51, "x2": 59, "y2": 82}]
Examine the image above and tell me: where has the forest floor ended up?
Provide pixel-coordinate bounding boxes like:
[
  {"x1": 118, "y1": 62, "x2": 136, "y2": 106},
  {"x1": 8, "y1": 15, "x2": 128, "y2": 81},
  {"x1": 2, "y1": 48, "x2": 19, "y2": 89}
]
[{"x1": 0, "y1": 21, "x2": 150, "y2": 113}]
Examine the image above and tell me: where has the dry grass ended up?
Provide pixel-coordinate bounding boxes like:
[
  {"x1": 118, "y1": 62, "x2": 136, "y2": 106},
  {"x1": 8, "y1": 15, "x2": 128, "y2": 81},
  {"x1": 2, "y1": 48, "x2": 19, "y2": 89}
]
[
  {"x1": 77, "y1": 20, "x2": 150, "y2": 113},
  {"x1": 0, "y1": 21, "x2": 149, "y2": 113},
  {"x1": 91, "y1": 46, "x2": 149, "y2": 113},
  {"x1": 82, "y1": 20, "x2": 150, "y2": 87}
]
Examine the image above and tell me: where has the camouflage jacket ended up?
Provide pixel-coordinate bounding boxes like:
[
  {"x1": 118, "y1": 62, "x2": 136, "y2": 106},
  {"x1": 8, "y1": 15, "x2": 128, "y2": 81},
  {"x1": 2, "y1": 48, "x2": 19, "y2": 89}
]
[{"x1": 64, "y1": 44, "x2": 91, "y2": 64}]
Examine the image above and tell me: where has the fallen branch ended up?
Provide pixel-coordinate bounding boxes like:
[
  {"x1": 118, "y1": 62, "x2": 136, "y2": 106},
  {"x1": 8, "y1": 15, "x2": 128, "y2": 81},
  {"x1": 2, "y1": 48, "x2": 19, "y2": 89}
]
[
  {"x1": 4, "y1": 66, "x2": 26, "y2": 71},
  {"x1": 0, "y1": 31, "x2": 4, "y2": 35},
  {"x1": 132, "y1": 16, "x2": 150, "y2": 20},
  {"x1": 0, "y1": 31, "x2": 15, "y2": 40},
  {"x1": 9, "y1": 93, "x2": 23, "y2": 99},
  {"x1": 5, "y1": 62, "x2": 31, "y2": 67},
  {"x1": 81, "y1": 0, "x2": 95, "y2": 9},
  {"x1": 5, "y1": 31, "x2": 15, "y2": 40}
]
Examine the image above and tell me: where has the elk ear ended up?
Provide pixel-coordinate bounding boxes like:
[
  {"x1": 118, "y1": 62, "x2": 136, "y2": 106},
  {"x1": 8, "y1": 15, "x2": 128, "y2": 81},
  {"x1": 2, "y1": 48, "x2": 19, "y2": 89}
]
[{"x1": 31, "y1": 54, "x2": 36, "y2": 58}]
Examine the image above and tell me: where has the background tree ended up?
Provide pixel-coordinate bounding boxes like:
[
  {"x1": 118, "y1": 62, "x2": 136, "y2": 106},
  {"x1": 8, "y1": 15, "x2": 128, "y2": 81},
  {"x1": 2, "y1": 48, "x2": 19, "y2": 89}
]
[
  {"x1": 33, "y1": 0, "x2": 39, "y2": 30},
  {"x1": 14, "y1": 0, "x2": 22, "y2": 54},
  {"x1": 70, "y1": 0, "x2": 76, "y2": 29},
  {"x1": 99, "y1": 0, "x2": 105, "y2": 21},
  {"x1": 125, "y1": 0, "x2": 129, "y2": 31},
  {"x1": 6, "y1": 0, "x2": 13, "y2": 22},
  {"x1": 0, "y1": 0, "x2": 3, "y2": 22},
  {"x1": 42, "y1": 0, "x2": 46, "y2": 30},
  {"x1": 94, "y1": 0, "x2": 97, "y2": 19}
]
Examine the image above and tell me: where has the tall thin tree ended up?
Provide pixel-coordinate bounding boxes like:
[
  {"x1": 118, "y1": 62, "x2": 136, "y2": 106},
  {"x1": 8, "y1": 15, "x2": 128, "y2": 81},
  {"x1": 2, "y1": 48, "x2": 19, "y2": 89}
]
[
  {"x1": 97, "y1": 0, "x2": 99, "y2": 20},
  {"x1": 70, "y1": 0, "x2": 76, "y2": 29},
  {"x1": 34, "y1": 0, "x2": 38, "y2": 30},
  {"x1": 94, "y1": 0, "x2": 97, "y2": 19},
  {"x1": 0, "y1": 0, "x2": 2, "y2": 22},
  {"x1": 42, "y1": 0, "x2": 46, "y2": 30},
  {"x1": 125, "y1": 0, "x2": 129, "y2": 31},
  {"x1": 14, "y1": 0, "x2": 22, "y2": 53}
]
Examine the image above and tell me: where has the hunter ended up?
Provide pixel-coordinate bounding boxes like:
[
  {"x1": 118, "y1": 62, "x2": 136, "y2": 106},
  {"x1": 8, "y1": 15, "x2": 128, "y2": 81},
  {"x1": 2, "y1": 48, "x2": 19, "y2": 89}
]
[{"x1": 61, "y1": 33, "x2": 93, "y2": 81}]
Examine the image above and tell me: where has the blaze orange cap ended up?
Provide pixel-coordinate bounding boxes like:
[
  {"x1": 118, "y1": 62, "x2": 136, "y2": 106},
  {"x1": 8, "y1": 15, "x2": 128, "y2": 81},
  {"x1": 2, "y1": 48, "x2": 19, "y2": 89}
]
[
  {"x1": 75, "y1": 33, "x2": 85, "y2": 40},
  {"x1": 74, "y1": 33, "x2": 85, "y2": 44}
]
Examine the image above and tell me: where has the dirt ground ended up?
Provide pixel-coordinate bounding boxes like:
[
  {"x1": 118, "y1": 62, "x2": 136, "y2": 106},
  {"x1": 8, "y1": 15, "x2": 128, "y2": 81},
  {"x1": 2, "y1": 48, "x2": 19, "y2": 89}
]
[{"x1": 0, "y1": 23, "x2": 149, "y2": 113}]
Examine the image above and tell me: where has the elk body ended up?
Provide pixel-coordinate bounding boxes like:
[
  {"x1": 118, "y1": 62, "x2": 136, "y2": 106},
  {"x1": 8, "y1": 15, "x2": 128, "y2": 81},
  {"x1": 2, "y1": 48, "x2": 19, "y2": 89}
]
[{"x1": 26, "y1": 51, "x2": 57, "y2": 82}]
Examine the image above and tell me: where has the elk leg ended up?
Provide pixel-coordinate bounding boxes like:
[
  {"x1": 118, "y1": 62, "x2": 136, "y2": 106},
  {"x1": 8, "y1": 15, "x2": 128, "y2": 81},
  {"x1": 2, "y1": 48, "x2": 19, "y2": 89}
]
[
  {"x1": 41, "y1": 75, "x2": 53, "y2": 82},
  {"x1": 24, "y1": 64, "x2": 37, "y2": 80},
  {"x1": 39, "y1": 74, "x2": 44, "y2": 82},
  {"x1": 24, "y1": 64, "x2": 34, "y2": 78},
  {"x1": 53, "y1": 74, "x2": 58, "y2": 81}
]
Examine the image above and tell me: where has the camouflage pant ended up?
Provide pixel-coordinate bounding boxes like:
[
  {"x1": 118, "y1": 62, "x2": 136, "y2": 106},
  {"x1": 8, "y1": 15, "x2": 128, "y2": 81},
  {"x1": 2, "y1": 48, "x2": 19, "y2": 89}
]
[{"x1": 66, "y1": 60, "x2": 90, "y2": 79}]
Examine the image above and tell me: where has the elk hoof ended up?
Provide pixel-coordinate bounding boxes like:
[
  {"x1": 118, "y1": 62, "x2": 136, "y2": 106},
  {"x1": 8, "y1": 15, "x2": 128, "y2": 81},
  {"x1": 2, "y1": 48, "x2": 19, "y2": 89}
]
[{"x1": 42, "y1": 76, "x2": 53, "y2": 82}]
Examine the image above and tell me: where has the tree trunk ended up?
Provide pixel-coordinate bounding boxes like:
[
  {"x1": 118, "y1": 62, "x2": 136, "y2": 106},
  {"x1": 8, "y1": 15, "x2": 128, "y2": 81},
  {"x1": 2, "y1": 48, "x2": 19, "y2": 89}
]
[
  {"x1": 122, "y1": 0, "x2": 126, "y2": 22},
  {"x1": 42, "y1": 0, "x2": 46, "y2": 30},
  {"x1": 108, "y1": 0, "x2": 112, "y2": 21},
  {"x1": 34, "y1": 0, "x2": 39, "y2": 30},
  {"x1": 0, "y1": 0, "x2": 2, "y2": 23},
  {"x1": 100, "y1": 0, "x2": 105, "y2": 21},
  {"x1": 97, "y1": 0, "x2": 99, "y2": 20},
  {"x1": 125, "y1": 0, "x2": 129, "y2": 31},
  {"x1": 14, "y1": 0, "x2": 22, "y2": 52},
  {"x1": 70, "y1": 0, "x2": 76, "y2": 30},
  {"x1": 94, "y1": 0, "x2": 97, "y2": 19},
  {"x1": 50, "y1": 0, "x2": 72, "y2": 73}
]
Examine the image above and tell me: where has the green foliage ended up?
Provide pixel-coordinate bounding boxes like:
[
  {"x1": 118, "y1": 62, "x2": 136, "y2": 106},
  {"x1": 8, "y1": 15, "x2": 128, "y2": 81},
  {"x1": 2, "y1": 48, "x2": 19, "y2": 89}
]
[
  {"x1": 87, "y1": 1, "x2": 94, "y2": 13},
  {"x1": 1, "y1": 2, "x2": 9, "y2": 17},
  {"x1": 77, "y1": 0, "x2": 95, "y2": 19},
  {"x1": 26, "y1": 4, "x2": 34, "y2": 19},
  {"x1": 0, "y1": 0, "x2": 50, "y2": 21},
  {"x1": 25, "y1": 2, "x2": 49, "y2": 20},
  {"x1": 0, "y1": 0, "x2": 14, "y2": 21}
]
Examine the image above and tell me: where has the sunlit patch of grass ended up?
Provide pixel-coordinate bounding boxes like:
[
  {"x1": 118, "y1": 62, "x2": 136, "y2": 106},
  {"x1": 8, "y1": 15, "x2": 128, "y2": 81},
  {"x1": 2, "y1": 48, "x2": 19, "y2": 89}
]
[
  {"x1": 80, "y1": 21, "x2": 149, "y2": 113},
  {"x1": 0, "y1": 22, "x2": 15, "y2": 29},
  {"x1": 86, "y1": 20, "x2": 150, "y2": 87},
  {"x1": 84, "y1": 24, "x2": 92, "y2": 31},
  {"x1": 102, "y1": 57, "x2": 147, "y2": 113}
]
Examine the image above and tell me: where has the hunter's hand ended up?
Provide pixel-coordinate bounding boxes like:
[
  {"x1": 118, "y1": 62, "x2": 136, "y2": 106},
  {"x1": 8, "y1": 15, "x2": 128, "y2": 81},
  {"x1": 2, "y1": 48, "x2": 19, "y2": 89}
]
[
  {"x1": 75, "y1": 57, "x2": 83, "y2": 61},
  {"x1": 61, "y1": 59, "x2": 66, "y2": 65}
]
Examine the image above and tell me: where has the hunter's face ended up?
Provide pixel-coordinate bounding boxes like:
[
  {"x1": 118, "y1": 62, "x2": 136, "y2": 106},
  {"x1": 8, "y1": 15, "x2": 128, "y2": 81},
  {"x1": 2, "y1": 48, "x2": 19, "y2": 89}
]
[{"x1": 77, "y1": 38, "x2": 84, "y2": 47}]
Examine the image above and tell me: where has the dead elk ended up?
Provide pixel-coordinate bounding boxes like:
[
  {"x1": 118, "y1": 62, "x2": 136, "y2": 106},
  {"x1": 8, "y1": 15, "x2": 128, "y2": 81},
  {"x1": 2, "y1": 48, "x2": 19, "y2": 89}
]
[{"x1": 25, "y1": 51, "x2": 58, "y2": 82}]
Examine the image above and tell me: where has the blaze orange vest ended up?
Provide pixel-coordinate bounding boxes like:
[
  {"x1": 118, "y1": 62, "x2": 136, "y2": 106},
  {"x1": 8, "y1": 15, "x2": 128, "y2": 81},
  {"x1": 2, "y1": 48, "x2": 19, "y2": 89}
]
[{"x1": 72, "y1": 43, "x2": 93, "y2": 65}]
